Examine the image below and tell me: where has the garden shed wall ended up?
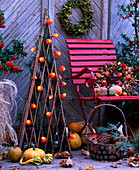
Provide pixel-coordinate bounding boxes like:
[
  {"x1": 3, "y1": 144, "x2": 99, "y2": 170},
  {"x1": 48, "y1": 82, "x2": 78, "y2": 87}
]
[{"x1": 0, "y1": 0, "x2": 133, "y2": 127}]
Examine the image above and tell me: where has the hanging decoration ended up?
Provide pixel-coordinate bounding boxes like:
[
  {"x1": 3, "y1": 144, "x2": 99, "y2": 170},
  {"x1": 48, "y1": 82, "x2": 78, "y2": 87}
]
[
  {"x1": 56, "y1": 0, "x2": 94, "y2": 37},
  {"x1": 18, "y1": 12, "x2": 71, "y2": 154}
]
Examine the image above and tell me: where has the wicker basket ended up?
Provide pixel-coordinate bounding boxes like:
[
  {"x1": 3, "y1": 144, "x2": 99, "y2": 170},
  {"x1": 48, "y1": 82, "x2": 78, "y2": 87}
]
[{"x1": 85, "y1": 104, "x2": 128, "y2": 161}]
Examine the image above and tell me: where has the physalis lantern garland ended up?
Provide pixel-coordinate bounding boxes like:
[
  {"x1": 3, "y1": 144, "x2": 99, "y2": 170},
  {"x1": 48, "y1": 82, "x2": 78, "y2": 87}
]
[
  {"x1": 0, "y1": 9, "x2": 27, "y2": 75},
  {"x1": 23, "y1": 15, "x2": 66, "y2": 150},
  {"x1": 93, "y1": 61, "x2": 138, "y2": 96}
]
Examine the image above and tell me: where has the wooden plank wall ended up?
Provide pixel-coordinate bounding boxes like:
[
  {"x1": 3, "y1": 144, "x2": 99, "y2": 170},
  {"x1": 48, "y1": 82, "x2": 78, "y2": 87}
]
[
  {"x1": 1, "y1": 0, "x2": 132, "y2": 127},
  {"x1": 110, "y1": 0, "x2": 134, "y2": 46},
  {"x1": 0, "y1": 0, "x2": 45, "y2": 123},
  {"x1": 54, "y1": 0, "x2": 103, "y2": 125}
]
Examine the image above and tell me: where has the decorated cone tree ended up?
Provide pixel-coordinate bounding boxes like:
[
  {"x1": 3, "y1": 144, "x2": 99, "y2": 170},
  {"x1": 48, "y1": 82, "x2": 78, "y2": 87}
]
[{"x1": 19, "y1": 13, "x2": 71, "y2": 154}]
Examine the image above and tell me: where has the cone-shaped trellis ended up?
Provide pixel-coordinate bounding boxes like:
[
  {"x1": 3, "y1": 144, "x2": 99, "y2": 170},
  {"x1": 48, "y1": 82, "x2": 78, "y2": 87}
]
[{"x1": 18, "y1": 13, "x2": 71, "y2": 154}]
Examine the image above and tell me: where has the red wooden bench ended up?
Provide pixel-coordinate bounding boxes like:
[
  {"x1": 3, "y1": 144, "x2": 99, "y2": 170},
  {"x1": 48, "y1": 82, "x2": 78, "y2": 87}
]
[{"x1": 66, "y1": 39, "x2": 139, "y2": 139}]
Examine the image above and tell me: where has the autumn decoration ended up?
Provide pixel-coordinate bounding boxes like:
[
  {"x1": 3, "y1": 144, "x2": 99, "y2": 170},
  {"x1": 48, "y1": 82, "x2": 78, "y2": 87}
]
[
  {"x1": 93, "y1": 61, "x2": 138, "y2": 96},
  {"x1": 57, "y1": 0, "x2": 94, "y2": 37},
  {"x1": 19, "y1": 12, "x2": 70, "y2": 154},
  {"x1": 8, "y1": 146, "x2": 22, "y2": 162}
]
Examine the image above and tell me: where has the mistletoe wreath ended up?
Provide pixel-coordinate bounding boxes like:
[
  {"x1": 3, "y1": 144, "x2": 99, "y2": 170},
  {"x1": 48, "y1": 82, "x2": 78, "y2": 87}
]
[{"x1": 57, "y1": 0, "x2": 94, "y2": 37}]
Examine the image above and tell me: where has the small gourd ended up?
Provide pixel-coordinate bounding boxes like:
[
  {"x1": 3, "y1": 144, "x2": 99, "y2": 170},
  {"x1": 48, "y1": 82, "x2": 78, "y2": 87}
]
[
  {"x1": 43, "y1": 153, "x2": 53, "y2": 164},
  {"x1": 69, "y1": 132, "x2": 82, "y2": 150},
  {"x1": 23, "y1": 145, "x2": 45, "y2": 161},
  {"x1": 109, "y1": 85, "x2": 122, "y2": 96},
  {"x1": 8, "y1": 145, "x2": 22, "y2": 162}
]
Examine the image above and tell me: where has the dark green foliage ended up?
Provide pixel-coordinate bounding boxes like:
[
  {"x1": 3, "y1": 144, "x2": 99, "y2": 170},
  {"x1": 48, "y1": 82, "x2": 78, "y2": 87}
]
[
  {"x1": 56, "y1": 0, "x2": 94, "y2": 37},
  {"x1": 115, "y1": 0, "x2": 139, "y2": 125},
  {"x1": 97, "y1": 123, "x2": 117, "y2": 134},
  {"x1": 0, "y1": 10, "x2": 27, "y2": 75},
  {"x1": 116, "y1": 1, "x2": 139, "y2": 69},
  {"x1": 134, "y1": 135, "x2": 139, "y2": 154}
]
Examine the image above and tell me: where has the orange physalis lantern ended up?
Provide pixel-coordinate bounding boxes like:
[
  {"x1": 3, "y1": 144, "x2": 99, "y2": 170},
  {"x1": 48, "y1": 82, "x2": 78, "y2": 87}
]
[
  {"x1": 49, "y1": 95, "x2": 53, "y2": 99},
  {"x1": 53, "y1": 33, "x2": 58, "y2": 38},
  {"x1": 46, "y1": 19, "x2": 53, "y2": 25},
  {"x1": 61, "y1": 93, "x2": 66, "y2": 99},
  {"x1": 55, "y1": 51, "x2": 61, "y2": 57},
  {"x1": 31, "y1": 103, "x2": 36, "y2": 109},
  {"x1": 70, "y1": 134, "x2": 76, "y2": 140},
  {"x1": 49, "y1": 72, "x2": 56, "y2": 78},
  {"x1": 39, "y1": 57, "x2": 45, "y2": 63},
  {"x1": 46, "y1": 112, "x2": 52, "y2": 117},
  {"x1": 26, "y1": 120, "x2": 32, "y2": 125},
  {"x1": 59, "y1": 66, "x2": 66, "y2": 72},
  {"x1": 46, "y1": 39, "x2": 52, "y2": 44},
  {"x1": 37, "y1": 85, "x2": 43, "y2": 92},
  {"x1": 62, "y1": 81, "x2": 66, "y2": 86},
  {"x1": 57, "y1": 75, "x2": 62, "y2": 80},
  {"x1": 31, "y1": 48, "x2": 36, "y2": 52},
  {"x1": 41, "y1": 136, "x2": 47, "y2": 143},
  {"x1": 33, "y1": 76, "x2": 37, "y2": 80}
]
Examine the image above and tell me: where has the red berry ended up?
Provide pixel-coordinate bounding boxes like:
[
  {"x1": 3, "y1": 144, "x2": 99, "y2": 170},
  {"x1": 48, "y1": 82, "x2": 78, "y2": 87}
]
[
  {"x1": 118, "y1": 73, "x2": 122, "y2": 77},
  {"x1": 126, "y1": 75, "x2": 131, "y2": 80},
  {"x1": 129, "y1": 13, "x2": 132, "y2": 17},
  {"x1": 118, "y1": 82, "x2": 122, "y2": 86}
]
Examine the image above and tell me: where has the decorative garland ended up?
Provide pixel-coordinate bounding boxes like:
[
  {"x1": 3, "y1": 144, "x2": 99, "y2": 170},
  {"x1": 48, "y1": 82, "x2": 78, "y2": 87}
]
[{"x1": 56, "y1": 0, "x2": 94, "y2": 37}]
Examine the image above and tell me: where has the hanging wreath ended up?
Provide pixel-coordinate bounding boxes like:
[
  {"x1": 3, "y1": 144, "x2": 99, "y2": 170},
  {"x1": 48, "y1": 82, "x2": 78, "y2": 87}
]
[{"x1": 56, "y1": 0, "x2": 94, "y2": 37}]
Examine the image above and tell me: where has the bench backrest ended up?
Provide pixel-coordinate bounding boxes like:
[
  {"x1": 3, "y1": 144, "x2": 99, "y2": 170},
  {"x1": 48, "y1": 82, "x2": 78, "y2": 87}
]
[{"x1": 66, "y1": 39, "x2": 117, "y2": 85}]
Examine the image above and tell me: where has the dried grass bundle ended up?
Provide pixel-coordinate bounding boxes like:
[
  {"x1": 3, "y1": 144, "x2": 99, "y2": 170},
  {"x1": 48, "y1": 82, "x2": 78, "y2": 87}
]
[{"x1": 0, "y1": 79, "x2": 18, "y2": 146}]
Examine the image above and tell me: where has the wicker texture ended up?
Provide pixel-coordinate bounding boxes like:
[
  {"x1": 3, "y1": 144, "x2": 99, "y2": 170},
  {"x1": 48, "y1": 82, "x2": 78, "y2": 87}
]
[{"x1": 85, "y1": 104, "x2": 128, "y2": 161}]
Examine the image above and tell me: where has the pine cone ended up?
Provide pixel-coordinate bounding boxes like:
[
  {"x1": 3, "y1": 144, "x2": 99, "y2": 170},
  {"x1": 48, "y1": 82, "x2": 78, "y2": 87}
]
[{"x1": 98, "y1": 133, "x2": 111, "y2": 144}]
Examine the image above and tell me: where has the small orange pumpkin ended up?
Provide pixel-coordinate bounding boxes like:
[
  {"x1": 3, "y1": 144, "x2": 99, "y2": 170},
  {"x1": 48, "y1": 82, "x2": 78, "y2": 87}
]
[
  {"x1": 68, "y1": 122, "x2": 82, "y2": 133},
  {"x1": 109, "y1": 85, "x2": 122, "y2": 96},
  {"x1": 8, "y1": 146, "x2": 22, "y2": 162},
  {"x1": 23, "y1": 146, "x2": 45, "y2": 161}
]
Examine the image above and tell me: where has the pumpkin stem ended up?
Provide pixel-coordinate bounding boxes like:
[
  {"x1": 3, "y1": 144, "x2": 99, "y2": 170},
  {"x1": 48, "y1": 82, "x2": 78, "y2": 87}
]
[
  {"x1": 13, "y1": 143, "x2": 16, "y2": 149},
  {"x1": 32, "y1": 144, "x2": 35, "y2": 150}
]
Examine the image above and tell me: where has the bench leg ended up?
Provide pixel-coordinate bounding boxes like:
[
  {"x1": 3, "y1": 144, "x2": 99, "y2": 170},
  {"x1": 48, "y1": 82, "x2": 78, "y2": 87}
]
[{"x1": 78, "y1": 99, "x2": 95, "y2": 135}]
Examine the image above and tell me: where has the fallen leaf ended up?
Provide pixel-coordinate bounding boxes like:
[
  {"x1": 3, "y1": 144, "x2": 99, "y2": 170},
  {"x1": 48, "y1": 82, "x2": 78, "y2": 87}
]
[
  {"x1": 81, "y1": 149, "x2": 90, "y2": 156},
  {"x1": 111, "y1": 163, "x2": 117, "y2": 168},
  {"x1": 10, "y1": 167, "x2": 19, "y2": 170}
]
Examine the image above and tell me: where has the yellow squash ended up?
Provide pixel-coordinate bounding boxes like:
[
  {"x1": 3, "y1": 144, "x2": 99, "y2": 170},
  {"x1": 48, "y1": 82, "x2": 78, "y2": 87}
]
[
  {"x1": 43, "y1": 153, "x2": 53, "y2": 164},
  {"x1": 20, "y1": 157, "x2": 43, "y2": 165}
]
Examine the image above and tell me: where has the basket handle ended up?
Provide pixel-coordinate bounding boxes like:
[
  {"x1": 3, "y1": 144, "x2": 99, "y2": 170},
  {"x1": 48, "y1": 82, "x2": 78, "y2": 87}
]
[{"x1": 85, "y1": 104, "x2": 128, "y2": 139}]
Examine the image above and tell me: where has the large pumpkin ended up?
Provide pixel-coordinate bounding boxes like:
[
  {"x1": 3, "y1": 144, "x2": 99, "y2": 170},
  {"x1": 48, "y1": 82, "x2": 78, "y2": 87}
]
[
  {"x1": 109, "y1": 85, "x2": 122, "y2": 96},
  {"x1": 69, "y1": 133, "x2": 82, "y2": 150},
  {"x1": 8, "y1": 146, "x2": 22, "y2": 162},
  {"x1": 23, "y1": 147, "x2": 45, "y2": 161},
  {"x1": 68, "y1": 122, "x2": 82, "y2": 133}
]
